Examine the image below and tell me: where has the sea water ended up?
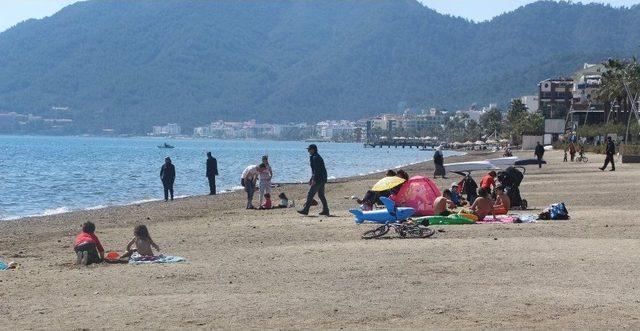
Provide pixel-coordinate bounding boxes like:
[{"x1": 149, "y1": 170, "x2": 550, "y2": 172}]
[{"x1": 0, "y1": 135, "x2": 458, "y2": 220}]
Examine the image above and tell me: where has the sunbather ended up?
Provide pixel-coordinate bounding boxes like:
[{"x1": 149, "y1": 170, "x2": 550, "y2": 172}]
[
  {"x1": 121, "y1": 225, "x2": 160, "y2": 259},
  {"x1": 434, "y1": 189, "x2": 456, "y2": 216},
  {"x1": 470, "y1": 187, "x2": 496, "y2": 221},
  {"x1": 493, "y1": 185, "x2": 510, "y2": 215}
]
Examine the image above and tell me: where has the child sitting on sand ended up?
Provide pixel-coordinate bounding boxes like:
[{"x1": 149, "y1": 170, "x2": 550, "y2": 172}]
[
  {"x1": 74, "y1": 221, "x2": 105, "y2": 265},
  {"x1": 261, "y1": 193, "x2": 273, "y2": 209},
  {"x1": 278, "y1": 192, "x2": 291, "y2": 208},
  {"x1": 121, "y1": 225, "x2": 160, "y2": 259},
  {"x1": 470, "y1": 187, "x2": 496, "y2": 221}
]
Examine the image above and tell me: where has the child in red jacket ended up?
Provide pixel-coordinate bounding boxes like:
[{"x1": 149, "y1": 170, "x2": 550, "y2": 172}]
[{"x1": 74, "y1": 221, "x2": 104, "y2": 265}]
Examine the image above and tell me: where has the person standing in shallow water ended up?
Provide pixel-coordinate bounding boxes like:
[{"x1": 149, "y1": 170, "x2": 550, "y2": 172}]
[
  {"x1": 298, "y1": 144, "x2": 329, "y2": 216},
  {"x1": 206, "y1": 152, "x2": 218, "y2": 195},
  {"x1": 160, "y1": 157, "x2": 176, "y2": 201}
]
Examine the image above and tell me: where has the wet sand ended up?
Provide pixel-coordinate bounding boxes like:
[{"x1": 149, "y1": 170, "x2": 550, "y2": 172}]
[{"x1": 1, "y1": 150, "x2": 639, "y2": 329}]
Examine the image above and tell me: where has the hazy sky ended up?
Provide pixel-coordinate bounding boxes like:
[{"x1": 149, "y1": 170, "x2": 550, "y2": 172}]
[{"x1": 1, "y1": 0, "x2": 639, "y2": 32}]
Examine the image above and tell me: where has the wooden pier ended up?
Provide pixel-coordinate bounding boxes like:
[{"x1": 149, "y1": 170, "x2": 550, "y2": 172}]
[{"x1": 364, "y1": 139, "x2": 438, "y2": 149}]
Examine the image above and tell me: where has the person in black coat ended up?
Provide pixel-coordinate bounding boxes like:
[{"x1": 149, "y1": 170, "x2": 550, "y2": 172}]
[
  {"x1": 206, "y1": 152, "x2": 219, "y2": 195},
  {"x1": 534, "y1": 142, "x2": 545, "y2": 169},
  {"x1": 599, "y1": 136, "x2": 616, "y2": 171},
  {"x1": 160, "y1": 157, "x2": 176, "y2": 201},
  {"x1": 298, "y1": 144, "x2": 329, "y2": 216}
]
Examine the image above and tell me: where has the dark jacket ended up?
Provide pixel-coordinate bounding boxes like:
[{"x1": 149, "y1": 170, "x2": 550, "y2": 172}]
[
  {"x1": 206, "y1": 157, "x2": 218, "y2": 177},
  {"x1": 433, "y1": 150, "x2": 444, "y2": 165},
  {"x1": 310, "y1": 152, "x2": 328, "y2": 183},
  {"x1": 160, "y1": 163, "x2": 176, "y2": 183},
  {"x1": 606, "y1": 140, "x2": 616, "y2": 155},
  {"x1": 534, "y1": 145, "x2": 545, "y2": 157}
]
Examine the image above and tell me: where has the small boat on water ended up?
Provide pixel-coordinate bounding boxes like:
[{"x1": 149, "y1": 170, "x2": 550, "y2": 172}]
[{"x1": 158, "y1": 143, "x2": 174, "y2": 149}]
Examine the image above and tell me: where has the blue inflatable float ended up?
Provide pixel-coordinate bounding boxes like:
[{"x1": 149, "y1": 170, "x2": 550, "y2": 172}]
[{"x1": 350, "y1": 197, "x2": 415, "y2": 224}]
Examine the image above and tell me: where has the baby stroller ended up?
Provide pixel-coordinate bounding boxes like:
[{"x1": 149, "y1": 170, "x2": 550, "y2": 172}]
[{"x1": 497, "y1": 166, "x2": 527, "y2": 210}]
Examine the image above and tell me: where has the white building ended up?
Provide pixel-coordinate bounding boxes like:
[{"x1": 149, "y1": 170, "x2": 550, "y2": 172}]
[{"x1": 521, "y1": 95, "x2": 540, "y2": 113}]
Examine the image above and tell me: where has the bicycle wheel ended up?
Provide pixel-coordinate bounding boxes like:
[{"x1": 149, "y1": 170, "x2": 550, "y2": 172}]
[
  {"x1": 362, "y1": 225, "x2": 389, "y2": 240},
  {"x1": 406, "y1": 225, "x2": 436, "y2": 238},
  {"x1": 583, "y1": 157, "x2": 589, "y2": 163}
]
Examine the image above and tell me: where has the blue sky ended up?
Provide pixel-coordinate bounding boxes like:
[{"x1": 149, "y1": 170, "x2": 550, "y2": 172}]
[{"x1": 0, "y1": 0, "x2": 639, "y2": 32}]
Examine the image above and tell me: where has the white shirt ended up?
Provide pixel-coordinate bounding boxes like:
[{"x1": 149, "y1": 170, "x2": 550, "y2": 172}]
[{"x1": 242, "y1": 165, "x2": 259, "y2": 181}]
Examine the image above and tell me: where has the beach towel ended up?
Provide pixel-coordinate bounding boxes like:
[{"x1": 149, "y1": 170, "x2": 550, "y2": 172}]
[
  {"x1": 128, "y1": 253, "x2": 186, "y2": 265},
  {"x1": 477, "y1": 215, "x2": 520, "y2": 224},
  {"x1": 0, "y1": 262, "x2": 8, "y2": 270},
  {"x1": 518, "y1": 214, "x2": 538, "y2": 223}
]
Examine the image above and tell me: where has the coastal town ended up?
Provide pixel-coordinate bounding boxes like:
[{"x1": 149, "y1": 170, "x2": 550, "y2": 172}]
[{"x1": 0, "y1": 62, "x2": 632, "y2": 147}]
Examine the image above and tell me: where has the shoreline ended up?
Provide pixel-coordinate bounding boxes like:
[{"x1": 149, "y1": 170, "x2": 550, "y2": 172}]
[
  {"x1": 1, "y1": 150, "x2": 465, "y2": 222},
  {"x1": 6, "y1": 149, "x2": 638, "y2": 329}
]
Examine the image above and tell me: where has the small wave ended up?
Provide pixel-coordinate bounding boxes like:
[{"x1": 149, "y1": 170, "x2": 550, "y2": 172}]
[
  {"x1": 86, "y1": 204, "x2": 108, "y2": 210},
  {"x1": 128, "y1": 198, "x2": 161, "y2": 205},
  {"x1": 42, "y1": 207, "x2": 72, "y2": 216}
]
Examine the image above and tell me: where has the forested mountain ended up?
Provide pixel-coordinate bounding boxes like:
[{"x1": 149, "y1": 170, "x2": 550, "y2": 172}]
[{"x1": 0, "y1": 0, "x2": 638, "y2": 133}]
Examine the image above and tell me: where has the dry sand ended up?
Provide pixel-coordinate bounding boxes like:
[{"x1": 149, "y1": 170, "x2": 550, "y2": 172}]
[{"x1": 1, "y1": 150, "x2": 639, "y2": 330}]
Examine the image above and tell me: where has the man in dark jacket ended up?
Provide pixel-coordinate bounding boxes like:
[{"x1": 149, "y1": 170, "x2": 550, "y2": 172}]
[
  {"x1": 298, "y1": 144, "x2": 329, "y2": 216},
  {"x1": 599, "y1": 136, "x2": 616, "y2": 171},
  {"x1": 534, "y1": 142, "x2": 545, "y2": 168},
  {"x1": 160, "y1": 157, "x2": 176, "y2": 201},
  {"x1": 206, "y1": 152, "x2": 219, "y2": 195}
]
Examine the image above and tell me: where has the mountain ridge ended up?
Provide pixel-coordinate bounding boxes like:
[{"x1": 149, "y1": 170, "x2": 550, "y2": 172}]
[{"x1": 0, "y1": 0, "x2": 638, "y2": 133}]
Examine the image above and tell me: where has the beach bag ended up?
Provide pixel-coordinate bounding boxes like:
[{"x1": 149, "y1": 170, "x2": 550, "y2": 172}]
[{"x1": 549, "y1": 202, "x2": 569, "y2": 220}]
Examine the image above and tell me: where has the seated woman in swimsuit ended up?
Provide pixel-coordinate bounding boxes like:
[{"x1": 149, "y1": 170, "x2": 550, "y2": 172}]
[
  {"x1": 469, "y1": 187, "x2": 496, "y2": 221},
  {"x1": 493, "y1": 185, "x2": 510, "y2": 215}
]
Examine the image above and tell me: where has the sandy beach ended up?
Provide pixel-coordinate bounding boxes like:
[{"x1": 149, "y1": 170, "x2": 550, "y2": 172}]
[{"x1": 1, "y1": 149, "x2": 639, "y2": 330}]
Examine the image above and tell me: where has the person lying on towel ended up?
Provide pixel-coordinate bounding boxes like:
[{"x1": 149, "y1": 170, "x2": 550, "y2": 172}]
[{"x1": 493, "y1": 185, "x2": 510, "y2": 215}]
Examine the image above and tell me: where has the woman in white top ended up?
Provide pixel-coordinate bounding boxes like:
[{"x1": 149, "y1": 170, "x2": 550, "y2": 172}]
[{"x1": 258, "y1": 155, "x2": 273, "y2": 208}]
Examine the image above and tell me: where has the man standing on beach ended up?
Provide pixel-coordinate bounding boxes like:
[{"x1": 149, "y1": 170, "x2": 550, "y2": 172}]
[
  {"x1": 599, "y1": 136, "x2": 616, "y2": 171},
  {"x1": 206, "y1": 152, "x2": 218, "y2": 195},
  {"x1": 241, "y1": 164, "x2": 263, "y2": 209},
  {"x1": 534, "y1": 142, "x2": 545, "y2": 168},
  {"x1": 433, "y1": 146, "x2": 446, "y2": 179},
  {"x1": 298, "y1": 144, "x2": 329, "y2": 216},
  {"x1": 160, "y1": 157, "x2": 176, "y2": 201}
]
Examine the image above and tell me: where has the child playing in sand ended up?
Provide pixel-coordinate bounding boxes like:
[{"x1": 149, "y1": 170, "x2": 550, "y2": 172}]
[
  {"x1": 121, "y1": 225, "x2": 160, "y2": 259},
  {"x1": 470, "y1": 187, "x2": 496, "y2": 221},
  {"x1": 74, "y1": 221, "x2": 105, "y2": 265}
]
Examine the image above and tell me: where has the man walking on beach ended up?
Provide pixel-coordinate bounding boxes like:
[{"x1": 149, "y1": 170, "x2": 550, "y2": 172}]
[
  {"x1": 599, "y1": 136, "x2": 616, "y2": 171},
  {"x1": 160, "y1": 157, "x2": 176, "y2": 201},
  {"x1": 206, "y1": 152, "x2": 218, "y2": 195},
  {"x1": 534, "y1": 142, "x2": 545, "y2": 169},
  {"x1": 298, "y1": 144, "x2": 330, "y2": 216}
]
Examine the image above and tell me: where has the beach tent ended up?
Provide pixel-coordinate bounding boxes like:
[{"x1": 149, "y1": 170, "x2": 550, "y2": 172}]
[
  {"x1": 371, "y1": 176, "x2": 406, "y2": 192},
  {"x1": 390, "y1": 176, "x2": 440, "y2": 216}
]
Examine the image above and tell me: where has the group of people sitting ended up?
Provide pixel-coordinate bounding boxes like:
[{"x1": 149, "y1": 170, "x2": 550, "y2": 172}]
[{"x1": 433, "y1": 170, "x2": 511, "y2": 221}]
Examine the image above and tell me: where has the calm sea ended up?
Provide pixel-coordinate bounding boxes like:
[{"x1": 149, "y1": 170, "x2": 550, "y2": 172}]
[{"x1": 0, "y1": 135, "x2": 456, "y2": 220}]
